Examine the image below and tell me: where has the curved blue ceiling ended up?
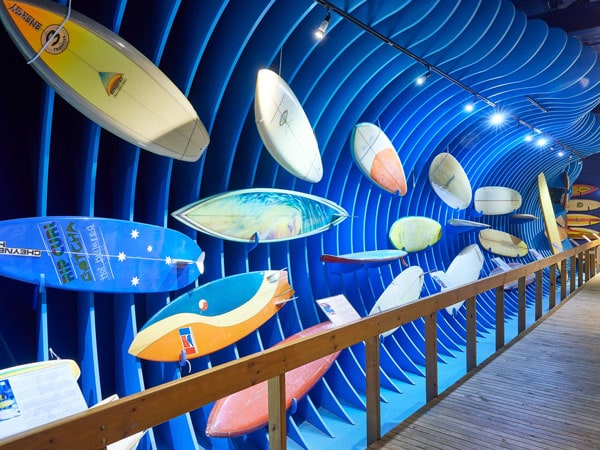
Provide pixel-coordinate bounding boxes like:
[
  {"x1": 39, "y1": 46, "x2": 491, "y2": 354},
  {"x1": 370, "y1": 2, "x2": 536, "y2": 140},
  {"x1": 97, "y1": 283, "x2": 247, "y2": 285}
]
[{"x1": 1, "y1": 0, "x2": 600, "y2": 448}]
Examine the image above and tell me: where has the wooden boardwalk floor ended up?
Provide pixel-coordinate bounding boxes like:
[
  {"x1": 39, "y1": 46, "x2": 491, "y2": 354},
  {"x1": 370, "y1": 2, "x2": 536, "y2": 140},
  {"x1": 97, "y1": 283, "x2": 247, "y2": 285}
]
[{"x1": 369, "y1": 276, "x2": 600, "y2": 450}]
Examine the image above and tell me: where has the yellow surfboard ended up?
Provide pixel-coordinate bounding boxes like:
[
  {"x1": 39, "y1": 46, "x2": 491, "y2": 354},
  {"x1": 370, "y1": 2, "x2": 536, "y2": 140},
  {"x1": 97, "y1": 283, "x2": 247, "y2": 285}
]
[
  {"x1": 538, "y1": 173, "x2": 563, "y2": 254},
  {"x1": 0, "y1": 0, "x2": 209, "y2": 161},
  {"x1": 566, "y1": 213, "x2": 600, "y2": 227}
]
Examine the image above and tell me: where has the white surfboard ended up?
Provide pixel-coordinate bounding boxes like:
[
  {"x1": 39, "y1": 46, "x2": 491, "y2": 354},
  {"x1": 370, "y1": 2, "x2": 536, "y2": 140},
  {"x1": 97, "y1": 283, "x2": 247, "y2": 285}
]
[
  {"x1": 369, "y1": 266, "x2": 424, "y2": 337},
  {"x1": 474, "y1": 186, "x2": 522, "y2": 215},
  {"x1": 428, "y1": 153, "x2": 472, "y2": 209},
  {"x1": 0, "y1": 0, "x2": 209, "y2": 162},
  {"x1": 351, "y1": 123, "x2": 407, "y2": 195},
  {"x1": 442, "y1": 244, "x2": 484, "y2": 315},
  {"x1": 254, "y1": 69, "x2": 323, "y2": 183}
]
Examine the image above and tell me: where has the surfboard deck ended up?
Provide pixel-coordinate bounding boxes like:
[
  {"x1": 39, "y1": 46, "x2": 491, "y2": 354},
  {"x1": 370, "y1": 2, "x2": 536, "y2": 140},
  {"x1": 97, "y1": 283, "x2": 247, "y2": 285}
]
[
  {"x1": 369, "y1": 266, "x2": 424, "y2": 337},
  {"x1": 172, "y1": 188, "x2": 348, "y2": 243},
  {"x1": 321, "y1": 249, "x2": 406, "y2": 273},
  {"x1": 567, "y1": 198, "x2": 600, "y2": 212},
  {"x1": 474, "y1": 186, "x2": 522, "y2": 215},
  {"x1": 478, "y1": 229, "x2": 528, "y2": 257},
  {"x1": 0, "y1": 217, "x2": 203, "y2": 292},
  {"x1": 128, "y1": 270, "x2": 293, "y2": 362},
  {"x1": 205, "y1": 321, "x2": 339, "y2": 437},
  {"x1": 255, "y1": 69, "x2": 322, "y2": 182},
  {"x1": 351, "y1": 123, "x2": 407, "y2": 195},
  {"x1": 428, "y1": 153, "x2": 472, "y2": 209},
  {"x1": 446, "y1": 219, "x2": 490, "y2": 234},
  {"x1": 538, "y1": 173, "x2": 564, "y2": 254},
  {"x1": 443, "y1": 244, "x2": 484, "y2": 314},
  {"x1": 388, "y1": 217, "x2": 442, "y2": 252},
  {"x1": 0, "y1": 0, "x2": 209, "y2": 161}
]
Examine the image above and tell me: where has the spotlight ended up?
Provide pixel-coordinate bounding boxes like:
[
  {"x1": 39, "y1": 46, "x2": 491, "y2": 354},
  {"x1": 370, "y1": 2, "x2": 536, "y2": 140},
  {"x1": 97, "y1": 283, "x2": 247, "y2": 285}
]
[
  {"x1": 415, "y1": 68, "x2": 430, "y2": 86},
  {"x1": 524, "y1": 134, "x2": 533, "y2": 142},
  {"x1": 536, "y1": 137, "x2": 548, "y2": 146},
  {"x1": 489, "y1": 111, "x2": 505, "y2": 125},
  {"x1": 315, "y1": 9, "x2": 331, "y2": 40},
  {"x1": 557, "y1": 151, "x2": 565, "y2": 157},
  {"x1": 464, "y1": 101, "x2": 475, "y2": 113}
]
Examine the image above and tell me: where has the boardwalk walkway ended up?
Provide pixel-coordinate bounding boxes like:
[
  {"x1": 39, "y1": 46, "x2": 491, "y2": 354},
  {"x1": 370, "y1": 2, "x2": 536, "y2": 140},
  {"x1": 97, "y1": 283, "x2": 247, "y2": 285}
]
[{"x1": 369, "y1": 275, "x2": 600, "y2": 450}]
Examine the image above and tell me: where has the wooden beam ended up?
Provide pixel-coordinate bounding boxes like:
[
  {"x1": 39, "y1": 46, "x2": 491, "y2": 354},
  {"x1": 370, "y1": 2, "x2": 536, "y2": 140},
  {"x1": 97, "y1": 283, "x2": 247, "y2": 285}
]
[
  {"x1": 495, "y1": 286, "x2": 505, "y2": 350},
  {"x1": 560, "y1": 259, "x2": 567, "y2": 300},
  {"x1": 268, "y1": 374, "x2": 286, "y2": 450},
  {"x1": 535, "y1": 270, "x2": 542, "y2": 320},
  {"x1": 425, "y1": 312, "x2": 438, "y2": 402},
  {"x1": 518, "y1": 277, "x2": 526, "y2": 333},
  {"x1": 570, "y1": 255, "x2": 576, "y2": 293},
  {"x1": 549, "y1": 263, "x2": 557, "y2": 309},
  {"x1": 365, "y1": 336, "x2": 380, "y2": 445},
  {"x1": 466, "y1": 296, "x2": 476, "y2": 372}
]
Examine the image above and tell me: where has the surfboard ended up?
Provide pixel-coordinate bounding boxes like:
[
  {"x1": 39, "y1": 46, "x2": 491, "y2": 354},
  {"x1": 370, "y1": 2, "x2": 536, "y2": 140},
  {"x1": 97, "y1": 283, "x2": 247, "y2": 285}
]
[
  {"x1": 172, "y1": 188, "x2": 348, "y2": 244},
  {"x1": 0, "y1": 217, "x2": 204, "y2": 293},
  {"x1": 445, "y1": 219, "x2": 490, "y2": 234},
  {"x1": 320, "y1": 249, "x2": 407, "y2": 273},
  {"x1": 442, "y1": 244, "x2": 484, "y2": 314},
  {"x1": 254, "y1": 69, "x2": 322, "y2": 183},
  {"x1": 428, "y1": 153, "x2": 472, "y2": 209},
  {"x1": 350, "y1": 123, "x2": 407, "y2": 195},
  {"x1": 538, "y1": 172, "x2": 564, "y2": 254},
  {"x1": 572, "y1": 184, "x2": 598, "y2": 197},
  {"x1": 0, "y1": 0, "x2": 209, "y2": 161},
  {"x1": 567, "y1": 227, "x2": 599, "y2": 240},
  {"x1": 567, "y1": 198, "x2": 600, "y2": 212},
  {"x1": 566, "y1": 213, "x2": 600, "y2": 227},
  {"x1": 489, "y1": 262, "x2": 535, "y2": 291},
  {"x1": 388, "y1": 217, "x2": 442, "y2": 253},
  {"x1": 510, "y1": 213, "x2": 539, "y2": 224},
  {"x1": 205, "y1": 321, "x2": 339, "y2": 437},
  {"x1": 473, "y1": 186, "x2": 522, "y2": 215},
  {"x1": 128, "y1": 270, "x2": 293, "y2": 362},
  {"x1": 478, "y1": 229, "x2": 528, "y2": 257},
  {"x1": 0, "y1": 359, "x2": 80, "y2": 380},
  {"x1": 368, "y1": 266, "x2": 424, "y2": 337}
]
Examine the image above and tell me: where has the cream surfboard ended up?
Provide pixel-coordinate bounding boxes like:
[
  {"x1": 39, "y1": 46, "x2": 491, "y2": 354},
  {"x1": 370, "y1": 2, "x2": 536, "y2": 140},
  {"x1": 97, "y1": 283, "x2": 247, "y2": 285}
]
[
  {"x1": 478, "y1": 229, "x2": 528, "y2": 257},
  {"x1": 0, "y1": 0, "x2": 209, "y2": 161},
  {"x1": 388, "y1": 217, "x2": 442, "y2": 253},
  {"x1": 254, "y1": 69, "x2": 322, "y2": 183},
  {"x1": 350, "y1": 123, "x2": 407, "y2": 195},
  {"x1": 474, "y1": 186, "x2": 522, "y2": 215},
  {"x1": 442, "y1": 244, "x2": 484, "y2": 315},
  {"x1": 567, "y1": 198, "x2": 600, "y2": 212},
  {"x1": 538, "y1": 172, "x2": 563, "y2": 254},
  {"x1": 428, "y1": 153, "x2": 472, "y2": 209},
  {"x1": 368, "y1": 266, "x2": 424, "y2": 337}
]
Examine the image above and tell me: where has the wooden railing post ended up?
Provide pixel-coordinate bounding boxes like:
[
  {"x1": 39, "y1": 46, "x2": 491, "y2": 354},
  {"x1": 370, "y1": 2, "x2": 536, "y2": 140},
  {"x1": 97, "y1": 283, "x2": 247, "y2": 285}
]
[
  {"x1": 268, "y1": 374, "x2": 286, "y2": 450},
  {"x1": 570, "y1": 255, "x2": 576, "y2": 293},
  {"x1": 591, "y1": 250, "x2": 597, "y2": 277},
  {"x1": 365, "y1": 336, "x2": 380, "y2": 445},
  {"x1": 549, "y1": 264, "x2": 557, "y2": 309},
  {"x1": 495, "y1": 286, "x2": 504, "y2": 350},
  {"x1": 466, "y1": 297, "x2": 476, "y2": 372},
  {"x1": 535, "y1": 270, "x2": 542, "y2": 320},
  {"x1": 578, "y1": 254, "x2": 584, "y2": 286},
  {"x1": 518, "y1": 277, "x2": 526, "y2": 333},
  {"x1": 585, "y1": 249, "x2": 591, "y2": 281},
  {"x1": 560, "y1": 259, "x2": 567, "y2": 300},
  {"x1": 425, "y1": 311, "x2": 438, "y2": 402}
]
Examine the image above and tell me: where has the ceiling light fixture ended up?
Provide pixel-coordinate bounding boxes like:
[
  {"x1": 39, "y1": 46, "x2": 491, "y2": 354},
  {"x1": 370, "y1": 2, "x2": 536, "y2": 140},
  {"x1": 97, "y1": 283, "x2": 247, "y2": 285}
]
[
  {"x1": 525, "y1": 95, "x2": 548, "y2": 113},
  {"x1": 315, "y1": 8, "x2": 331, "y2": 40},
  {"x1": 415, "y1": 67, "x2": 430, "y2": 86}
]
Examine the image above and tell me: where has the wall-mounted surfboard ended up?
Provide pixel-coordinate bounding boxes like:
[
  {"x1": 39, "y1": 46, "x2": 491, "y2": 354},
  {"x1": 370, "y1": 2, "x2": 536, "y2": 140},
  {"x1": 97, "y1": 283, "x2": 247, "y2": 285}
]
[
  {"x1": 0, "y1": 359, "x2": 80, "y2": 380},
  {"x1": 489, "y1": 262, "x2": 535, "y2": 291},
  {"x1": 442, "y1": 244, "x2": 484, "y2": 315},
  {"x1": 567, "y1": 198, "x2": 600, "y2": 212},
  {"x1": 368, "y1": 266, "x2": 424, "y2": 337},
  {"x1": 478, "y1": 229, "x2": 528, "y2": 257},
  {"x1": 205, "y1": 321, "x2": 339, "y2": 437},
  {"x1": 350, "y1": 123, "x2": 407, "y2": 195},
  {"x1": 566, "y1": 213, "x2": 600, "y2": 227},
  {"x1": 0, "y1": 217, "x2": 203, "y2": 293},
  {"x1": 446, "y1": 219, "x2": 490, "y2": 234},
  {"x1": 510, "y1": 213, "x2": 539, "y2": 224},
  {"x1": 428, "y1": 153, "x2": 472, "y2": 209},
  {"x1": 172, "y1": 188, "x2": 348, "y2": 243},
  {"x1": 388, "y1": 217, "x2": 442, "y2": 253},
  {"x1": 572, "y1": 184, "x2": 598, "y2": 197},
  {"x1": 538, "y1": 172, "x2": 564, "y2": 254},
  {"x1": 567, "y1": 227, "x2": 599, "y2": 240},
  {"x1": 320, "y1": 249, "x2": 407, "y2": 273},
  {"x1": 128, "y1": 270, "x2": 293, "y2": 362},
  {"x1": 0, "y1": 0, "x2": 209, "y2": 161},
  {"x1": 254, "y1": 69, "x2": 322, "y2": 183},
  {"x1": 473, "y1": 186, "x2": 522, "y2": 215}
]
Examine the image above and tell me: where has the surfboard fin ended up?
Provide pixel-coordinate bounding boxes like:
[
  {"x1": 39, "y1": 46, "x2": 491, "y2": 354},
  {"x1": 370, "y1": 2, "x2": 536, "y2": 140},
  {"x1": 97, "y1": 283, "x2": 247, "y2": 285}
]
[
  {"x1": 248, "y1": 232, "x2": 260, "y2": 252},
  {"x1": 38, "y1": 273, "x2": 46, "y2": 294},
  {"x1": 276, "y1": 295, "x2": 298, "y2": 306}
]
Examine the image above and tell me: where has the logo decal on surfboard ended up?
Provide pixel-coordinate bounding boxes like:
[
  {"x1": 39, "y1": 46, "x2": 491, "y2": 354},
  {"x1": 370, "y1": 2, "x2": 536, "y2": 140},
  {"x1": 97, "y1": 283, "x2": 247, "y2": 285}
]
[
  {"x1": 41, "y1": 24, "x2": 68, "y2": 54},
  {"x1": 179, "y1": 327, "x2": 197, "y2": 355},
  {"x1": 0, "y1": 241, "x2": 41, "y2": 257},
  {"x1": 99, "y1": 72, "x2": 126, "y2": 97}
]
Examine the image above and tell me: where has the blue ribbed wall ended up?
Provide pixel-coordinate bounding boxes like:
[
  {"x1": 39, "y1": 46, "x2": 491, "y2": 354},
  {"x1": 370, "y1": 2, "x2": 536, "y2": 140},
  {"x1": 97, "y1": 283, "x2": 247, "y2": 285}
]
[{"x1": 1, "y1": 1, "x2": 600, "y2": 449}]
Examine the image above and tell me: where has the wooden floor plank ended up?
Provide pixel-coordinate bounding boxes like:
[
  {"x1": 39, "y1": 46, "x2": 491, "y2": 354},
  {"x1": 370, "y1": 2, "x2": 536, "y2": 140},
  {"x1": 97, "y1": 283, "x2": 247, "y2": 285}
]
[{"x1": 369, "y1": 276, "x2": 600, "y2": 450}]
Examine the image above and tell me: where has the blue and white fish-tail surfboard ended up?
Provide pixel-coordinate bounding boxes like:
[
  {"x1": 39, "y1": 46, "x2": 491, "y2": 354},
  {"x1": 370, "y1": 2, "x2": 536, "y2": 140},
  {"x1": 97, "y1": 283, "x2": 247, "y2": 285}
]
[
  {"x1": 0, "y1": 217, "x2": 204, "y2": 293},
  {"x1": 172, "y1": 188, "x2": 348, "y2": 243}
]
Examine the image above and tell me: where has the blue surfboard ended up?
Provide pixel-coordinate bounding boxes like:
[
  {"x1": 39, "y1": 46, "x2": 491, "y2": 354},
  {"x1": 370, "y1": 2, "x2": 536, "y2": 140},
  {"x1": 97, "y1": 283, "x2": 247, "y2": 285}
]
[{"x1": 0, "y1": 217, "x2": 203, "y2": 293}]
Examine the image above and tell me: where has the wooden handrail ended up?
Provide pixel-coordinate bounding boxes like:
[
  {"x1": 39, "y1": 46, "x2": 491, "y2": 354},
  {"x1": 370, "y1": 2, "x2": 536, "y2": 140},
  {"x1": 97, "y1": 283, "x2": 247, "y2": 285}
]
[{"x1": 1, "y1": 240, "x2": 598, "y2": 450}]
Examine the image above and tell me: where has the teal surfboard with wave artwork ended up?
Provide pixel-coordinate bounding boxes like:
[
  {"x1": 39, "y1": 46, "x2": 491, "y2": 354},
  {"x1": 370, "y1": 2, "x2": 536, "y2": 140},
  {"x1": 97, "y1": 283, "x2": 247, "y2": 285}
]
[{"x1": 172, "y1": 188, "x2": 348, "y2": 243}]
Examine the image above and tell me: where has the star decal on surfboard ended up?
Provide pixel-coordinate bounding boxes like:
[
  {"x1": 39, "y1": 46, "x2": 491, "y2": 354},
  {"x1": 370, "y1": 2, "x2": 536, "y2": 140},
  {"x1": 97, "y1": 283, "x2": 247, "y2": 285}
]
[
  {"x1": 118, "y1": 252, "x2": 126, "y2": 262},
  {"x1": 130, "y1": 229, "x2": 139, "y2": 239},
  {"x1": 131, "y1": 276, "x2": 140, "y2": 286}
]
